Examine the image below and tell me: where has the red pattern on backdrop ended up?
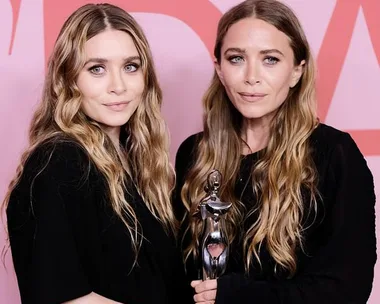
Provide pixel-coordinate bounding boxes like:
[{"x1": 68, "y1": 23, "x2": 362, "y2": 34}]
[
  {"x1": 317, "y1": 0, "x2": 380, "y2": 155},
  {"x1": 8, "y1": 0, "x2": 380, "y2": 155}
]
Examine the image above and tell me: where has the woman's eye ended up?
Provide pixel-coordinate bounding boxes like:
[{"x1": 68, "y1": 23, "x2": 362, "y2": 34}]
[
  {"x1": 125, "y1": 64, "x2": 139, "y2": 72},
  {"x1": 264, "y1": 56, "x2": 279, "y2": 65},
  {"x1": 229, "y1": 56, "x2": 244, "y2": 64},
  {"x1": 89, "y1": 66, "x2": 105, "y2": 75}
]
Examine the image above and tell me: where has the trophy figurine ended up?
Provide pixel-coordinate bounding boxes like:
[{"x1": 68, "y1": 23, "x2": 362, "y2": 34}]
[{"x1": 197, "y1": 169, "x2": 232, "y2": 280}]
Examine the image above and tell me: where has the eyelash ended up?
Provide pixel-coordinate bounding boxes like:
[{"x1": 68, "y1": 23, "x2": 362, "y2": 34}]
[
  {"x1": 88, "y1": 63, "x2": 140, "y2": 75},
  {"x1": 228, "y1": 55, "x2": 244, "y2": 64},
  {"x1": 88, "y1": 65, "x2": 105, "y2": 75},
  {"x1": 264, "y1": 56, "x2": 279, "y2": 65},
  {"x1": 124, "y1": 63, "x2": 140, "y2": 72},
  {"x1": 227, "y1": 55, "x2": 280, "y2": 65}
]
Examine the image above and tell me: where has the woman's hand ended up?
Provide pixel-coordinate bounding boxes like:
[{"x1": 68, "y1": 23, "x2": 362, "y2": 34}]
[{"x1": 191, "y1": 279, "x2": 217, "y2": 304}]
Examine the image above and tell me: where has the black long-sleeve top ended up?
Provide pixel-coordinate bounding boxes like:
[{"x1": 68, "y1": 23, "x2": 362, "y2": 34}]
[
  {"x1": 7, "y1": 140, "x2": 192, "y2": 304},
  {"x1": 174, "y1": 123, "x2": 377, "y2": 304}
]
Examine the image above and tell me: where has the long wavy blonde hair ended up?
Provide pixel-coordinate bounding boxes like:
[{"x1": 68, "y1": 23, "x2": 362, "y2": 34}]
[
  {"x1": 3, "y1": 4, "x2": 176, "y2": 256},
  {"x1": 181, "y1": 0, "x2": 319, "y2": 277}
]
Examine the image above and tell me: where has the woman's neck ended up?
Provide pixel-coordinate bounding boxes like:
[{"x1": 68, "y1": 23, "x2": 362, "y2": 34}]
[
  {"x1": 102, "y1": 125, "x2": 121, "y2": 148},
  {"x1": 241, "y1": 117, "x2": 271, "y2": 155}
]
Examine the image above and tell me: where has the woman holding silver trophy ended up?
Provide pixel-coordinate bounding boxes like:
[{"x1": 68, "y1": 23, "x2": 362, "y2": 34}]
[{"x1": 174, "y1": 0, "x2": 376, "y2": 303}]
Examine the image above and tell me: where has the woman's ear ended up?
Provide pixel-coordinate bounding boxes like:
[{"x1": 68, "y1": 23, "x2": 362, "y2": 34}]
[
  {"x1": 290, "y1": 59, "x2": 305, "y2": 88},
  {"x1": 214, "y1": 59, "x2": 225, "y2": 86}
]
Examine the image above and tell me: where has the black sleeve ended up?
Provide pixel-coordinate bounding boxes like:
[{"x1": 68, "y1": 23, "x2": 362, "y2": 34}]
[
  {"x1": 216, "y1": 133, "x2": 377, "y2": 304},
  {"x1": 6, "y1": 142, "x2": 94, "y2": 304}
]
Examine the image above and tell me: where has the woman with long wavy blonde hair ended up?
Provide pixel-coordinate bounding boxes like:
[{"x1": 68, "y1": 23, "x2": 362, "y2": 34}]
[
  {"x1": 3, "y1": 3, "x2": 192, "y2": 304},
  {"x1": 175, "y1": 0, "x2": 376, "y2": 303}
]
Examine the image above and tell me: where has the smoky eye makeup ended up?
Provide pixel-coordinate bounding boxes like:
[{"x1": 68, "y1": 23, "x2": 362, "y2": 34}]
[{"x1": 227, "y1": 55, "x2": 244, "y2": 64}]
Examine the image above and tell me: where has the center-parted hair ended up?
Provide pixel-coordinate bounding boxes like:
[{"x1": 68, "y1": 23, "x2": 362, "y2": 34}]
[
  {"x1": 3, "y1": 4, "x2": 176, "y2": 260},
  {"x1": 181, "y1": 0, "x2": 319, "y2": 277}
]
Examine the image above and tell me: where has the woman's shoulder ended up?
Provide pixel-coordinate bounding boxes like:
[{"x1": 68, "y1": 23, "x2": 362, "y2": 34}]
[
  {"x1": 177, "y1": 132, "x2": 203, "y2": 153},
  {"x1": 22, "y1": 138, "x2": 93, "y2": 183},
  {"x1": 174, "y1": 132, "x2": 203, "y2": 181},
  {"x1": 310, "y1": 123, "x2": 372, "y2": 181},
  {"x1": 310, "y1": 123, "x2": 360, "y2": 156},
  {"x1": 32, "y1": 138, "x2": 88, "y2": 160},
  {"x1": 7, "y1": 138, "x2": 100, "y2": 228},
  {"x1": 175, "y1": 132, "x2": 203, "y2": 167}
]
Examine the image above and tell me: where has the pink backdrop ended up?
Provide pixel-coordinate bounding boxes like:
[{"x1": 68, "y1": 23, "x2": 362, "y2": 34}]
[{"x1": 1, "y1": 0, "x2": 379, "y2": 302}]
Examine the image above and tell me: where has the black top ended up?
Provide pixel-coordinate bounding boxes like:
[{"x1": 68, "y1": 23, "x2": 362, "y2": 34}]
[
  {"x1": 174, "y1": 123, "x2": 377, "y2": 304},
  {"x1": 7, "y1": 140, "x2": 192, "y2": 304}
]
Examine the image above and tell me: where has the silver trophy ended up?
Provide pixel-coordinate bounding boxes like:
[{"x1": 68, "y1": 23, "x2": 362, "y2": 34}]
[{"x1": 198, "y1": 169, "x2": 232, "y2": 280}]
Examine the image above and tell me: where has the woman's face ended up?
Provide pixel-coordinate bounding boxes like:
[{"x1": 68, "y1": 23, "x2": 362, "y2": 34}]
[
  {"x1": 215, "y1": 17, "x2": 304, "y2": 124},
  {"x1": 77, "y1": 29, "x2": 144, "y2": 132}
]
